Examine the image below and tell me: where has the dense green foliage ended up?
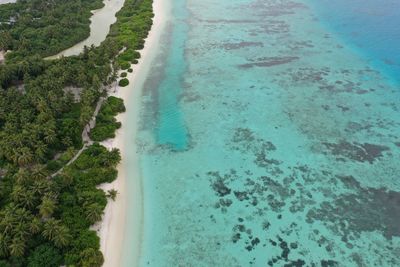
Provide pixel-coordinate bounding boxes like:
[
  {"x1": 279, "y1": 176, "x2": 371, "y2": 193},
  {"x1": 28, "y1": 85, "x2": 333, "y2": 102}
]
[
  {"x1": 0, "y1": 0, "x2": 104, "y2": 59},
  {"x1": 57, "y1": 144, "x2": 120, "y2": 266},
  {"x1": 118, "y1": 78, "x2": 130, "y2": 87},
  {"x1": 0, "y1": 0, "x2": 154, "y2": 265},
  {"x1": 108, "y1": 0, "x2": 154, "y2": 68},
  {"x1": 26, "y1": 245, "x2": 63, "y2": 267},
  {"x1": 90, "y1": 96, "x2": 125, "y2": 142},
  {"x1": 0, "y1": 144, "x2": 120, "y2": 266},
  {"x1": 0, "y1": 46, "x2": 116, "y2": 167}
]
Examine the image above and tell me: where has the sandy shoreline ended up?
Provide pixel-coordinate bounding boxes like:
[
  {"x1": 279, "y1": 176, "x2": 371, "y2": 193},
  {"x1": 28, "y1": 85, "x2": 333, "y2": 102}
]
[
  {"x1": 0, "y1": 0, "x2": 16, "y2": 4},
  {"x1": 95, "y1": 0, "x2": 169, "y2": 266},
  {"x1": 0, "y1": 51, "x2": 5, "y2": 64}
]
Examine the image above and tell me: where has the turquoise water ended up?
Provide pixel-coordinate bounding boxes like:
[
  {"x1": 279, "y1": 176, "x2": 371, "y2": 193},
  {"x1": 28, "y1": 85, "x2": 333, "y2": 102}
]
[{"x1": 137, "y1": 0, "x2": 400, "y2": 266}]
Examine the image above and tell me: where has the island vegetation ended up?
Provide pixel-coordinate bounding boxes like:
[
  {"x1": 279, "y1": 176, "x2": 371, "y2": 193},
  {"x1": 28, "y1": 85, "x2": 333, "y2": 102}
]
[
  {"x1": 118, "y1": 78, "x2": 130, "y2": 87},
  {"x1": 0, "y1": 0, "x2": 104, "y2": 59},
  {"x1": 90, "y1": 96, "x2": 126, "y2": 142},
  {"x1": 0, "y1": 0, "x2": 154, "y2": 266}
]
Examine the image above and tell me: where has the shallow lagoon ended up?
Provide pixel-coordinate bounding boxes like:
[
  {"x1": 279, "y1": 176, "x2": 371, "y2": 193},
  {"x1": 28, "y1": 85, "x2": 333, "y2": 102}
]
[
  {"x1": 48, "y1": 0, "x2": 124, "y2": 58},
  {"x1": 0, "y1": 0, "x2": 16, "y2": 4},
  {"x1": 136, "y1": 0, "x2": 400, "y2": 266}
]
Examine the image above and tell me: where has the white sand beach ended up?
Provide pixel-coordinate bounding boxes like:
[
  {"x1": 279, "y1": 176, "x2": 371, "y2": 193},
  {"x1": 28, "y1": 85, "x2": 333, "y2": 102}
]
[{"x1": 95, "y1": 0, "x2": 169, "y2": 266}]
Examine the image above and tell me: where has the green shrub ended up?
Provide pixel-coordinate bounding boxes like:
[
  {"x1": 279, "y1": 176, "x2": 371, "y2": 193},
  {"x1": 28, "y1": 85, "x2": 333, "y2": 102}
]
[
  {"x1": 79, "y1": 248, "x2": 104, "y2": 267},
  {"x1": 27, "y1": 245, "x2": 63, "y2": 267},
  {"x1": 90, "y1": 97, "x2": 126, "y2": 142},
  {"x1": 128, "y1": 68, "x2": 133, "y2": 73},
  {"x1": 120, "y1": 72, "x2": 127, "y2": 78},
  {"x1": 120, "y1": 61, "x2": 130, "y2": 70},
  {"x1": 46, "y1": 160, "x2": 62, "y2": 172},
  {"x1": 90, "y1": 123, "x2": 121, "y2": 141},
  {"x1": 118, "y1": 78, "x2": 129, "y2": 87}
]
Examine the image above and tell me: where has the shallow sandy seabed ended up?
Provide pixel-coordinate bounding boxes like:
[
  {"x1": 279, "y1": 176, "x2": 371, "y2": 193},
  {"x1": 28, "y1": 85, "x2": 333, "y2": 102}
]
[{"x1": 136, "y1": 0, "x2": 400, "y2": 266}]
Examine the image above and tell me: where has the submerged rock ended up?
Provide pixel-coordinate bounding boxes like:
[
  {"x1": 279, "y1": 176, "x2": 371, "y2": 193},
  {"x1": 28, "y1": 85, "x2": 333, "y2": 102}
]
[
  {"x1": 322, "y1": 141, "x2": 390, "y2": 163},
  {"x1": 211, "y1": 178, "x2": 231, "y2": 196}
]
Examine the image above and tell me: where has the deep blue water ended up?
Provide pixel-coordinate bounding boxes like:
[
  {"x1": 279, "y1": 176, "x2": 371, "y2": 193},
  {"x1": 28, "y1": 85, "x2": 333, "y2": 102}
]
[{"x1": 311, "y1": 0, "x2": 400, "y2": 82}]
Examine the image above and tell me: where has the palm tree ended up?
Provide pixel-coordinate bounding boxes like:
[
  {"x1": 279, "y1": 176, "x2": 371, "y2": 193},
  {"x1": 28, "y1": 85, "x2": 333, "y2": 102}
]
[
  {"x1": 85, "y1": 203, "x2": 103, "y2": 224},
  {"x1": 39, "y1": 197, "x2": 56, "y2": 218},
  {"x1": 35, "y1": 141, "x2": 47, "y2": 159},
  {"x1": 92, "y1": 74, "x2": 101, "y2": 91},
  {"x1": 44, "y1": 129, "x2": 56, "y2": 144},
  {"x1": 42, "y1": 219, "x2": 59, "y2": 241},
  {"x1": 13, "y1": 223, "x2": 29, "y2": 240},
  {"x1": 13, "y1": 205, "x2": 32, "y2": 223},
  {"x1": 0, "y1": 209, "x2": 16, "y2": 236},
  {"x1": 9, "y1": 237, "x2": 25, "y2": 257},
  {"x1": 42, "y1": 219, "x2": 70, "y2": 247},
  {"x1": 19, "y1": 190, "x2": 36, "y2": 209},
  {"x1": 30, "y1": 165, "x2": 47, "y2": 180},
  {"x1": 29, "y1": 217, "x2": 41, "y2": 234},
  {"x1": 14, "y1": 169, "x2": 30, "y2": 185},
  {"x1": 0, "y1": 234, "x2": 10, "y2": 257},
  {"x1": 0, "y1": 32, "x2": 12, "y2": 50},
  {"x1": 101, "y1": 148, "x2": 121, "y2": 167},
  {"x1": 17, "y1": 147, "x2": 33, "y2": 166},
  {"x1": 36, "y1": 98, "x2": 48, "y2": 113},
  {"x1": 31, "y1": 179, "x2": 49, "y2": 195},
  {"x1": 79, "y1": 248, "x2": 104, "y2": 267},
  {"x1": 11, "y1": 186, "x2": 35, "y2": 209},
  {"x1": 10, "y1": 185, "x2": 24, "y2": 204},
  {"x1": 52, "y1": 225, "x2": 70, "y2": 247},
  {"x1": 107, "y1": 189, "x2": 118, "y2": 201},
  {"x1": 62, "y1": 136, "x2": 73, "y2": 147}
]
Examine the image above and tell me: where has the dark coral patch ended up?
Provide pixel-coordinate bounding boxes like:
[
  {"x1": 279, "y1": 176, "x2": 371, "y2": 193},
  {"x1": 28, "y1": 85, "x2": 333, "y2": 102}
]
[
  {"x1": 231, "y1": 128, "x2": 276, "y2": 152},
  {"x1": 307, "y1": 175, "x2": 400, "y2": 240},
  {"x1": 321, "y1": 260, "x2": 339, "y2": 267},
  {"x1": 238, "y1": 56, "x2": 299, "y2": 69},
  {"x1": 234, "y1": 191, "x2": 249, "y2": 201},
  {"x1": 208, "y1": 171, "x2": 233, "y2": 197},
  {"x1": 230, "y1": 128, "x2": 281, "y2": 169},
  {"x1": 322, "y1": 141, "x2": 389, "y2": 163},
  {"x1": 222, "y1": 41, "x2": 264, "y2": 50},
  {"x1": 212, "y1": 178, "x2": 231, "y2": 196}
]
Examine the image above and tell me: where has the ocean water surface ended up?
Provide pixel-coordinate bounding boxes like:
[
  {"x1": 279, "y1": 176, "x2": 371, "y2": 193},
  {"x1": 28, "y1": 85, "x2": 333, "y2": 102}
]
[
  {"x1": 134, "y1": 0, "x2": 400, "y2": 266},
  {"x1": 309, "y1": 0, "x2": 400, "y2": 82}
]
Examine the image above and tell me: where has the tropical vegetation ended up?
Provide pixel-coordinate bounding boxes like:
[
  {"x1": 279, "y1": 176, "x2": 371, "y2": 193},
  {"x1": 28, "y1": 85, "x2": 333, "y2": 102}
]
[
  {"x1": 0, "y1": 0, "x2": 104, "y2": 59},
  {"x1": 90, "y1": 96, "x2": 126, "y2": 142},
  {"x1": 0, "y1": 0, "x2": 154, "y2": 265},
  {"x1": 118, "y1": 78, "x2": 130, "y2": 87}
]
